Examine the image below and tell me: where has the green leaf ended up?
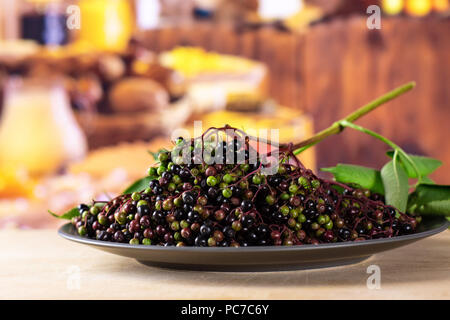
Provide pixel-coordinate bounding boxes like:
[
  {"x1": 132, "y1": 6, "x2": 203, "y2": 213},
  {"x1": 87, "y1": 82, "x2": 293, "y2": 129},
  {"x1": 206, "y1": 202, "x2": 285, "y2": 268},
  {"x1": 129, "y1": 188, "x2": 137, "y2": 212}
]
[
  {"x1": 407, "y1": 184, "x2": 450, "y2": 216},
  {"x1": 48, "y1": 207, "x2": 80, "y2": 220},
  {"x1": 420, "y1": 176, "x2": 435, "y2": 185},
  {"x1": 122, "y1": 175, "x2": 157, "y2": 194},
  {"x1": 321, "y1": 164, "x2": 385, "y2": 195},
  {"x1": 381, "y1": 158, "x2": 409, "y2": 212},
  {"x1": 386, "y1": 151, "x2": 442, "y2": 179}
]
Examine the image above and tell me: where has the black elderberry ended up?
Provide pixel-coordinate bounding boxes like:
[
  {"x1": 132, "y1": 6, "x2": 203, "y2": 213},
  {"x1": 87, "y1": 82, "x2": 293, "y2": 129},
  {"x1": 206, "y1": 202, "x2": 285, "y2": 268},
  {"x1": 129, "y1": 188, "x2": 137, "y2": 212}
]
[
  {"x1": 240, "y1": 200, "x2": 253, "y2": 212},
  {"x1": 187, "y1": 211, "x2": 200, "y2": 223},
  {"x1": 179, "y1": 169, "x2": 191, "y2": 180},
  {"x1": 338, "y1": 228, "x2": 351, "y2": 240},
  {"x1": 241, "y1": 215, "x2": 255, "y2": 228},
  {"x1": 195, "y1": 236, "x2": 208, "y2": 247},
  {"x1": 149, "y1": 180, "x2": 159, "y2": 189},
  {"x1": 137, "y1": 205, "x2": 150, "y2": 216},
  {"x1": 152, "y1": 186, "x2": 163, "y2": 195},
  {"x1": 200, "y1": 224, "x2": 212, "y2": 236}
]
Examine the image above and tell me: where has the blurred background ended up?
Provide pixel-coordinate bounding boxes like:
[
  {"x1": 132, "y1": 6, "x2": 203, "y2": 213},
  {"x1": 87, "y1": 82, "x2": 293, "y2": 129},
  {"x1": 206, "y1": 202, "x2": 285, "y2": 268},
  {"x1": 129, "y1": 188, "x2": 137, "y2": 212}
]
[{"x1": 0, "y1": 0, "x2": 449, "y2": 229}]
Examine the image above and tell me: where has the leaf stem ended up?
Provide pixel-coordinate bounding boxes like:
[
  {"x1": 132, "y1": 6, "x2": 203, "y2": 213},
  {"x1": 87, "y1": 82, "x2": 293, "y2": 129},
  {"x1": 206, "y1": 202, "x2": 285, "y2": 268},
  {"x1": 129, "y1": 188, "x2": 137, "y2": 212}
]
[
  {"x1": 291, "y1": 81, "x2": 415, "y2": 155},
  {"x1": 338, "y1": 120, "x2": 423, "y2": 182}
]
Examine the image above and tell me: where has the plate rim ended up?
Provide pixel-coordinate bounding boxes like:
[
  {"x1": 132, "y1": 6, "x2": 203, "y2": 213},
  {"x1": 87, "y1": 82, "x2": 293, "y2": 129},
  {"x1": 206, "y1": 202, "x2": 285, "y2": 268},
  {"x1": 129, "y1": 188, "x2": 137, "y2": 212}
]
[{"x1": 58, "y1": 216, "x2": 449, "y2": 252}]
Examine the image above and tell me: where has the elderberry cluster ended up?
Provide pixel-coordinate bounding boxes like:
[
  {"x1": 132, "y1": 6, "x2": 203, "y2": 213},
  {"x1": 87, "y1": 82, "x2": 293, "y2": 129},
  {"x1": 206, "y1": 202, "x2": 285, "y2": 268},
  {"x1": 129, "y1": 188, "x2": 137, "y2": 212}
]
[{"x1": 72, "y1": 130, "x2": 419, "y2": 247}]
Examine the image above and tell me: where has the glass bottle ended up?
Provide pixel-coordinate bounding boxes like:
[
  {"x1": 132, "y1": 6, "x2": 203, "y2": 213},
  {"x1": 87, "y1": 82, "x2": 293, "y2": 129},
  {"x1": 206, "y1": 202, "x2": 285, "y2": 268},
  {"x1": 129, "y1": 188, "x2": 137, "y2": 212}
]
[
  {"x1": 20, "y1": 0, "x2": 69, "y2": 45},
  {"x1": 0, "y1": 77, "x2": 87, "y2": 176}
]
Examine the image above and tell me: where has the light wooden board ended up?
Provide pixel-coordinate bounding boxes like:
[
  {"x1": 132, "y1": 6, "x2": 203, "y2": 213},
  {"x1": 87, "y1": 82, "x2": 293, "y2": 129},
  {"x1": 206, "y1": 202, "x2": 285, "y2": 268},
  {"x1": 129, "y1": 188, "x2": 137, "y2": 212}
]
[{"x1": 0, "y1": 228, "x2": 448, "y2": 299}]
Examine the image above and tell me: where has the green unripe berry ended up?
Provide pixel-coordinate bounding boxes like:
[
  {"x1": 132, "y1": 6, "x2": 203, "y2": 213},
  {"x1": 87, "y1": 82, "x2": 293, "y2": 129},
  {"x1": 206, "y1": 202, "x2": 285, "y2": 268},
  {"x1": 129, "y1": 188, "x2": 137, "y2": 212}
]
[
  {"x1": 131, "y1": 192, "x2": 141, "y2": 201},
  {"x1": 143, "y1": 187, "x2": 151, "y2": 194},
  {"x1": 172, "y1": 175, "x2": 181, "y2": 184},
  {"x1": 81, "y1": 210, "x2": 89, "y2": 220},
  {"x1": 137, "y1": 200, "x2": 148, "y2": 207},
  {"x1": 219, "y1": 182, "x2": 228, "y2": 189},
  {"x1": 191, "y1": 168, "x2": 199, "y2": 176},
  {"x1": 317, "y1": 215, "x2": 326, "y2": 225},
  {"x1": 278, "y1": 165, "x2": 286, "y2": 175},
  {"x1": 223, "y1": 173, "x2": 233, "y2": 184},
  {"x1": 290, "y1": 208, "x2": 299, "y2": 219},
  {"x1": 240, "y1": 164, "x2": 250, "y2": 172},
  {"x1": 325, "y1": 220, "x2": 334, "y2": 230},
  {"x1": 207, "y1": 176, "x2": 218, "y2": 187},
  {"x1": 174, "y1": 232, "x2": 182, "y2": 242},
  {"x1": 265, "y1": 195, "x2": 275, "y2": 205},
  {"x1": 288, "y1": 184, "x2": 298, "y2": 194},
  {"x1": 155, "y1": 200, "x2": 162, "y2": 211},
  {"x1": 148, "y1": 167, "x2": 157, "y2": 176},
  {"x1": 239, "y1": 179, "x2": 249, "y2": 189},
  {"x1": 180, "y1": 220, "x2": 190, "y2": 229},
  {"x1": 174, "y1": 197, "x2": 183, "y2": 207},
  {"x1": 129, "y1": 238, "x2": 140, "y2": 245},
  {"x1": 222, "y1": 188, "x2": 232, "y2": 198},
  {"x1": 280, "y1": 205, "x2": 290, "y2": 216},
  {"x1": 280, "y1": 192, "x2": 290, "y2": 201},
  {"x1": 162, "y1": 199, "x2": 173, "y2": 211},
  {"x1": 297, "y1": 213, "x2": 306, "y2": 223},
  {"x1": 193, "y1": 204, "x2": 204, "y2": 214},
  {"x1": 311, "y1": 222, "x2": 320, "y2": 230},
  {"x1": 158, "y1": 152, "x2": 169, "y2": 163},
  {"x1": 90, "y1": 206, "x2": 99, "y2": 215},
  {"x1": 157, "y1": 166, "x2": 167, "y2": 176},
  {"x1": 78, "y1": 226, "x2": 87, "y2": 236},
  {"x1": 114, "y1": 211, "x2": 127, "y2": 225},
  {"x1": 98, "y1": 214, "x2": 108, "y2": 226},
  {"x1": 207, "y1": 237, "x2": 217, "y2": 247},
  {"x1": 142, "y1": 238, "x2": 152, "y2": 245},
  {"x1": 252, "y1": 174, "x2": 262, "y2": 185},
  {"x1": 171, "y1": 221, "x2": 180, "y2": 231},
  {"x1": 167, "y1": 182, "x2": 176, "y2": 192},
  {"x1": 298, "y1": 176, "x2": 309, "y2": 188},
  {"x1": 311, "y1": 179, "x2": 321, "y2": 189}
]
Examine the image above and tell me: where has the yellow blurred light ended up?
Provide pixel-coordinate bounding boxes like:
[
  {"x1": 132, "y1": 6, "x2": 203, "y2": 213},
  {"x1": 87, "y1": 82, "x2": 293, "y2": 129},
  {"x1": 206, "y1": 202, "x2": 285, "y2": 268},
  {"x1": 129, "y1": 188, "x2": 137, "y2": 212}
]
[
  {"x1": 0, "y1": 165, "x2": 34, "y2": 198},
  {"x1": 382, "y1": 0, "x2": 404, "y2": 15},
  {"x1": 433, "y1": 0, "x2": 449, "y2": 11},
  {"x1": 405, "y1": 0, "x2": 433, "y2": 16},
  {"x1": 77, "y1": 0, "x2": 133, "y2": 52}
]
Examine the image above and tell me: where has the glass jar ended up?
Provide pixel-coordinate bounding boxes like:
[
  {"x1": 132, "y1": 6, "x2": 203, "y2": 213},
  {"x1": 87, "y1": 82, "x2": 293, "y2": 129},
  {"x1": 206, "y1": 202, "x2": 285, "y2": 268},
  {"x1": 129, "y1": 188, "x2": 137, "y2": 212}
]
[
  {"x1": 0, "y1": 77, "x2": 87, "y2": 176},
  {"x1": 20, "y1": 0, "x2": 70, "y2": 45}
]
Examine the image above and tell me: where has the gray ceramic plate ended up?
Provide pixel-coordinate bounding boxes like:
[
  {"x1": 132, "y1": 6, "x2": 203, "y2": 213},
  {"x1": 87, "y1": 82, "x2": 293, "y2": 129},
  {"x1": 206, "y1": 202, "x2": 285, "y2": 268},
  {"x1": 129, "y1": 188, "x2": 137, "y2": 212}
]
[{"x1": 58, "y1": 216, "x2": 449, "y2": 271}]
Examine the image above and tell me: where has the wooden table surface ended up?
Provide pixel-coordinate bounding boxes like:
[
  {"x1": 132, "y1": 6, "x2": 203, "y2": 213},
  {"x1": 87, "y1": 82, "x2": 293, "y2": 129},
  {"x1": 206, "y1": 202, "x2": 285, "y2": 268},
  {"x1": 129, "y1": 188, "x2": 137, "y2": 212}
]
[{"x1": 1, "y1": 228, "x2": 449, "y2": 300}]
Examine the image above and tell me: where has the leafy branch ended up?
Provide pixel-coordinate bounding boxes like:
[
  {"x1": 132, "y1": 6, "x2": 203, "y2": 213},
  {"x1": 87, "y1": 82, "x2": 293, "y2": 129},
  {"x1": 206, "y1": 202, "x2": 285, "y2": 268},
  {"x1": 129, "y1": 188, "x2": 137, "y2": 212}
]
[{"x1": 291, "y1": 82, "x2": 416, "y2": 154}]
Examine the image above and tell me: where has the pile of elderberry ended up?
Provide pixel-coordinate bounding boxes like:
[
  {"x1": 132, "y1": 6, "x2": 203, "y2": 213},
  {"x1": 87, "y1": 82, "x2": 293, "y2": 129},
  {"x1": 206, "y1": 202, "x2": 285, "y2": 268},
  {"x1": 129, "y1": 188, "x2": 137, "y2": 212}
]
[{"x1": 71, "y1": 128, "x2": 419, "y2": 247}]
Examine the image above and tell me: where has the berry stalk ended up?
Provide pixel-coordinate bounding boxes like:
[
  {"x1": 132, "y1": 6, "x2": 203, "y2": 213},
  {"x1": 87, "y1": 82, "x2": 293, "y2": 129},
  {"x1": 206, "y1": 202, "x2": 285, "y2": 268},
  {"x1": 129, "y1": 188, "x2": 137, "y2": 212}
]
[{"x1": 290, "y1": 81, "x2": 416, "y2": 155}]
